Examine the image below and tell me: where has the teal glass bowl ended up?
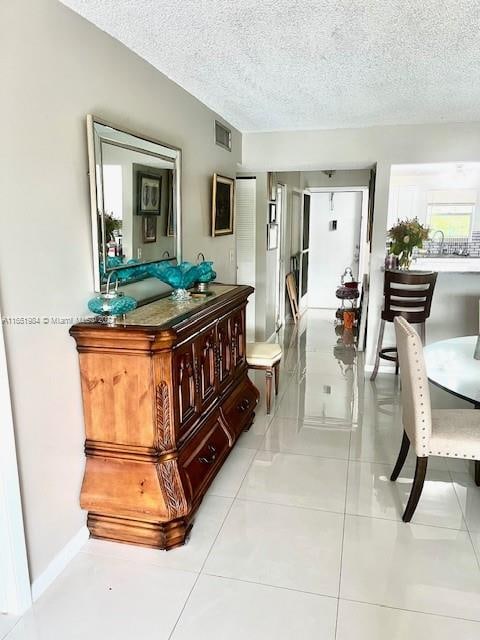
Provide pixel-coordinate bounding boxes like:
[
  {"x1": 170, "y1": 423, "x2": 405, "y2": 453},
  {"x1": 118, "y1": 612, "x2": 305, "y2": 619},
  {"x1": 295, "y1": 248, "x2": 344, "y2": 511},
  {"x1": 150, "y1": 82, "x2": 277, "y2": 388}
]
[
  {"x1": 196, "y1": 261, "x2": 217, "y2": 283},
  {"x1": 147, "y1": 261, "x2": 200, "y2": 289},
  {"x1": 88, "y1": 292, "x2": 137, "y2": 321},
  {"x1": 147, "y1": 260, "x2": 216, "y2": 291}
]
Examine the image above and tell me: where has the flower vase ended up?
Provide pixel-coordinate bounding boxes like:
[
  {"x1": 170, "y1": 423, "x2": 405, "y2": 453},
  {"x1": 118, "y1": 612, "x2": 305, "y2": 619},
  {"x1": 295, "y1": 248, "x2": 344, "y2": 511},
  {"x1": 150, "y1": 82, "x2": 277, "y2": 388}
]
[{"x1": 398, "y1": 251, "x2": 413, "y2": 270}]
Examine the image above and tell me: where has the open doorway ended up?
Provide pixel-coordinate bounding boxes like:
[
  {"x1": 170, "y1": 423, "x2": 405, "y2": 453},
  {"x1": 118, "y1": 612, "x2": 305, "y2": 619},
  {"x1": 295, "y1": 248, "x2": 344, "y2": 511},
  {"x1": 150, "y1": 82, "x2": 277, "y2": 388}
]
[{"x1": 307, "y1": 188, "x2": 369, "y2": 309}]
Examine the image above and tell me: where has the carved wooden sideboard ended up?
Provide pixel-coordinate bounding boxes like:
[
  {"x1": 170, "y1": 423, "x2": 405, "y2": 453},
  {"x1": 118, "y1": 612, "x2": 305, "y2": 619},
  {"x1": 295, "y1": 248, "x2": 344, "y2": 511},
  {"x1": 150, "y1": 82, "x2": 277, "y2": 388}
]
[{"x1": 70, "y1": 284, "x2": 258, "y2": 550}]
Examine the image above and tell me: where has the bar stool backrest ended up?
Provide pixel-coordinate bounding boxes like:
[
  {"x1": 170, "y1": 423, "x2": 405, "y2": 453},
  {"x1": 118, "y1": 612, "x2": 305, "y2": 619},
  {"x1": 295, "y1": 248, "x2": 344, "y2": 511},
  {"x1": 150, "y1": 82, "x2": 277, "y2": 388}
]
[{"x1": 382, "y1": 270, "x2": 438, "y2": 324}]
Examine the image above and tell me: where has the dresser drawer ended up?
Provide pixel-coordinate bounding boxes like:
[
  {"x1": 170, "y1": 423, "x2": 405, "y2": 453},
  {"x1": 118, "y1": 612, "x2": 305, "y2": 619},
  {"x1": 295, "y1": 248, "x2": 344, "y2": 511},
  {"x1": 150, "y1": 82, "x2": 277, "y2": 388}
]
[
  {"x1": 221, "y1": 377, "x2": 259, "y2": 438},
  {"x1": 180, "y1": 414, "x2": 230, "y2": 500}
]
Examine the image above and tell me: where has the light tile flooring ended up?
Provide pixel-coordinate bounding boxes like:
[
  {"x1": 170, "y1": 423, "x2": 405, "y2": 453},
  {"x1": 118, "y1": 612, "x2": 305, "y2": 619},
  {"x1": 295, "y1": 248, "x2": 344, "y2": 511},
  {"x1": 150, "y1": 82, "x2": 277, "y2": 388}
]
[{"x1": 3, "y1": 309, "x2": 480, "y2": 639}]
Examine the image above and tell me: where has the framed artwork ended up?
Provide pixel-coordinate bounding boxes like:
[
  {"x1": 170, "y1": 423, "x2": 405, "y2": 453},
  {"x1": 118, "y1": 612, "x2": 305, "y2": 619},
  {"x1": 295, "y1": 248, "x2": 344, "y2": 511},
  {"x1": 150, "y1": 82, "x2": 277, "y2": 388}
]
[
  {"x1": 268, "y1": 172, "x2": 276, "y2": 201},
  {"x1": 269, "y1": 202, "x2": 277, "y2": 223},
  {"x1": 212, "y1": 173, "x2": 235, "y2": 236},
  {"x1": 136, "y1": 171, "x2": 162, "y2": 215},
  {"x1": 267, "y1": 222, "x2": 279, "y2": 250},
  {"x1": 143, "y1": 215, "x2": 157, "y2": 243}
]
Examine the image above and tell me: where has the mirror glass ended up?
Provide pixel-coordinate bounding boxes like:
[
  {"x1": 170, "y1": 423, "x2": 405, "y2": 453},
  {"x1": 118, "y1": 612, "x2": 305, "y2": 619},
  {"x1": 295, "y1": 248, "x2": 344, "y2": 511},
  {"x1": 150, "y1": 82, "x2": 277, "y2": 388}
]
[{"x1": 87, "y1": 116, "x2": 181, "y2": 291}]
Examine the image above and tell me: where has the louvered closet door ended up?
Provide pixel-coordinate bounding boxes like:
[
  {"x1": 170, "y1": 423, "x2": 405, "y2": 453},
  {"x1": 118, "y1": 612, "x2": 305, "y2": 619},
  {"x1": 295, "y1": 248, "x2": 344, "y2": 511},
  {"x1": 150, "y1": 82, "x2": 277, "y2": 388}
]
[{"x1": 235, "y1": 178, "x2": 256, "y2": 341}]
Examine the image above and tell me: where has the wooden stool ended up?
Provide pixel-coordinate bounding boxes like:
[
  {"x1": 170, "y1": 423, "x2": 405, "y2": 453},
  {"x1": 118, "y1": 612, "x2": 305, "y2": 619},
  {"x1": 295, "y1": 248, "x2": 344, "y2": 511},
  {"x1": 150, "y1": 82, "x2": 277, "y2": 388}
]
[
  {"x1": 370, "y1": 270, "x2": 438, "y2": 381},
  {"x1": 246, "y1": 343, "x2": 282, "y2": 414}
]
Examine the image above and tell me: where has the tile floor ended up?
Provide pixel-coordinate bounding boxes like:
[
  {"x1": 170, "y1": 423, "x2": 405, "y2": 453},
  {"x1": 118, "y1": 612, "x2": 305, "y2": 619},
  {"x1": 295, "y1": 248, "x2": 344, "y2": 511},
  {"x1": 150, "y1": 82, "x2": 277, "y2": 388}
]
[{"x1": 3, "y1": 309, "x2": 480, "y2": 639}]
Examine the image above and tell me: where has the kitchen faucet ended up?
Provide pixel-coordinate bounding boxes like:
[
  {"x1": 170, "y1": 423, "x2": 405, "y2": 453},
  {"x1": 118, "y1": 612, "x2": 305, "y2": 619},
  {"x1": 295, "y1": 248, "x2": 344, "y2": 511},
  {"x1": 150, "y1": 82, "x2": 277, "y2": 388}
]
[{"x1": 431, "y1": 230, "x2": 445, "y2": 254}]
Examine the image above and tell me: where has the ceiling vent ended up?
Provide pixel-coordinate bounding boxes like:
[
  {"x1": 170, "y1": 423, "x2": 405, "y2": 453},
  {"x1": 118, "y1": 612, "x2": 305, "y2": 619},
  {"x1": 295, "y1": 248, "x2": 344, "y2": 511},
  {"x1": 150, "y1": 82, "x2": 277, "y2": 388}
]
[{"x1": 215, "y1": 120, "x2": 232, "y2": 151}]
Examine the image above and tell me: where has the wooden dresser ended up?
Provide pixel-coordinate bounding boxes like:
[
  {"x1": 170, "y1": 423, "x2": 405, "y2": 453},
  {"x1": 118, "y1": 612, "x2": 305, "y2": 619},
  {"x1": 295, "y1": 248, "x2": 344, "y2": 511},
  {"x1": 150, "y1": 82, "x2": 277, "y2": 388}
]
[{"x1": 70, "y1": 284, "x2": 258, "y2": 550}]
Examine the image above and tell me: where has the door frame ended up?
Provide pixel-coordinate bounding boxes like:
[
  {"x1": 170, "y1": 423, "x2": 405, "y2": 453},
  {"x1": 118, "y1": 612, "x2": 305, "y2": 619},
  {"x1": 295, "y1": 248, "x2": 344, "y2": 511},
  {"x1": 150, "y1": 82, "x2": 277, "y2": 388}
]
[
  {"x1": 306, "y1": 186, "x2": 371, "y2": 349},
  {"x1": 0, "y1": 312, "x2": 31, "y2": 615},
  {"x1": 298, "y1": 191, "x2": 311, "y2": 313},
  {"x1": 306, "y1": 186, "x2": 370, "y2": 287},
  {"x1": 275, "y1": 183, "x2": 287, "y2": 331}
]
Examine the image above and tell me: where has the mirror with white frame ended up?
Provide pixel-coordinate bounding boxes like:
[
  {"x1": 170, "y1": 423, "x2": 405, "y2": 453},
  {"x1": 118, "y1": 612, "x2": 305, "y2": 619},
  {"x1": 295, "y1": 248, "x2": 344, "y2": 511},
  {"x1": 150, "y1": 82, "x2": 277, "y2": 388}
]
[{"x1": 87, "y1": 115, "x2": 182, "y2": 295}]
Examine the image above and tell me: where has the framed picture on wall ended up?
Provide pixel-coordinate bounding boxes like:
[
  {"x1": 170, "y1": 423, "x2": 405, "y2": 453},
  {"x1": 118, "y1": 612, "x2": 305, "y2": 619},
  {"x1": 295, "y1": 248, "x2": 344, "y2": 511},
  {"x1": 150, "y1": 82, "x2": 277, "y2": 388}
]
[
  {"x1": 143, "y1": 215, "x2": 157, "y2": 243},
  {"x1": 267, "y1": 222, "x2": 278, "y2": 250},
  {"x1": 269, "y1": 202, "x2": 277, "y2": 223},
  {"x1": 212, "y1": 173, "x2": 235, "y2": 236},
  {"x1": 135, "y1": 171, "x2": 162, "y2": 215}
]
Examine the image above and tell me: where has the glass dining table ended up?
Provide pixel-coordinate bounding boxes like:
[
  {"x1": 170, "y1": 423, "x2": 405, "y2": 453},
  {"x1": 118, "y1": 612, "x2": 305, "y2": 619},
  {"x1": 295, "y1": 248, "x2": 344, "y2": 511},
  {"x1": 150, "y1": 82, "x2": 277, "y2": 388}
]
[{"x1": 424, "y1": 335, "x2": 480, "y2": 485}]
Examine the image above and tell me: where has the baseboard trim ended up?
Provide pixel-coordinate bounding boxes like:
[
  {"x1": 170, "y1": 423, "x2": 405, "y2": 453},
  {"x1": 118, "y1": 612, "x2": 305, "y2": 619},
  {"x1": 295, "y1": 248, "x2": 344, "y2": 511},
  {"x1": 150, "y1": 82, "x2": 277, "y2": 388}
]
[{"x1": 31, "y1": 526, "x2": 89, "y2": 602}]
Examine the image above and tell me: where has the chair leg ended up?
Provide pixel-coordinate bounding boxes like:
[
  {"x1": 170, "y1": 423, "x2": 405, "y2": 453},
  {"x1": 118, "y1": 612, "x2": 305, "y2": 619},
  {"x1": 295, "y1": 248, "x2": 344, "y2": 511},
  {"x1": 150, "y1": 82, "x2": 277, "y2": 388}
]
[
  {"x1": 419, "y1": 322, "x2": 426, "y2": 346},
  {"x1": 390, "y1": 430, "x2": 410, "y2": 481},
  {"x1": 273, "y1": 361, "x2": 280, "y2": 396},
  {"x1": 265, "y1": 369, "x2": 273, "y2": 414},
  {"x1": 475, "y1": 460, "x2": 480, "y2": 487},
  {"x1": 402, "y1": 456, "x2": 428, "y2": 523},
  {"x1": 370, "y1": 319, "x2": 385, "y2": 381}
]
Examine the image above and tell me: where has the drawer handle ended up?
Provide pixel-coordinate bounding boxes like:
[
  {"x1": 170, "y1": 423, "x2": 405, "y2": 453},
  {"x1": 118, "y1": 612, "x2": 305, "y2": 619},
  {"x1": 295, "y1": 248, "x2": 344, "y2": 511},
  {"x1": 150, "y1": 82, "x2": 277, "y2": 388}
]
[
  {"x1": 198, "y1": 445, "x2": 217, "y2": 465},
  {"x1": 237, "y1": 398, "x2": 250, "y2": 413}
]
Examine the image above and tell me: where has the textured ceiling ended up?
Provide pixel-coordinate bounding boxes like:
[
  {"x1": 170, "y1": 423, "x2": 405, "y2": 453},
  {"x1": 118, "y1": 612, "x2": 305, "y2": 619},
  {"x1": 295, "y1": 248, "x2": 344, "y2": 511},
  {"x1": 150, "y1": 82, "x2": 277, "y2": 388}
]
[{"x1": 61, "y1": 0, "x2": 480, "y2": 132}]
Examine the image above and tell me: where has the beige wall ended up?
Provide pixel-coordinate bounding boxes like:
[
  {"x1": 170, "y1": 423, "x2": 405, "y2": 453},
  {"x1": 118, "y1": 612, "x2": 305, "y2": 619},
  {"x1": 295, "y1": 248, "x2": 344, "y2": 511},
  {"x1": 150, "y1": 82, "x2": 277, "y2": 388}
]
[
  {"x1": 243, "y1": 123, "x2": 480, "y2": 366},
  {"x1": 0, "y1": 0, "x2": 241, "y2": 582}
]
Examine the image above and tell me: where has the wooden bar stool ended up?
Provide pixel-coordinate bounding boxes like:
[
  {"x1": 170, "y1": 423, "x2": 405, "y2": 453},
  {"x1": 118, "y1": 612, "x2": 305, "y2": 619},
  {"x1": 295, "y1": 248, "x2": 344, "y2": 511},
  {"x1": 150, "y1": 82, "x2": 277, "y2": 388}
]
[
  {"x1": 370, "y1": 270, "x2": 437, "y2": 381},
  {"x1": 246, "y1": 343, "x2": 282, "y2": 414}
]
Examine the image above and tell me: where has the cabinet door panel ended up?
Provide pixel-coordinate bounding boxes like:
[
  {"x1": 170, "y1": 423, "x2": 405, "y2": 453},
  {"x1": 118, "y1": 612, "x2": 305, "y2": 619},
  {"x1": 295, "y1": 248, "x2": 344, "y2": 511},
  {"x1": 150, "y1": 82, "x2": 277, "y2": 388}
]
[
  {"x1": 174, "y1": 340, "x2": 198, "y2": 435},
  {"x1": 216, "y1": 316, "x2": 232, "y2": 391},
  {"x1": 194, "y1": 325, "x2": 217, "y2": 413},
  {"x1": 230, "y1": 306, "x2": 246, "y2": 375}
]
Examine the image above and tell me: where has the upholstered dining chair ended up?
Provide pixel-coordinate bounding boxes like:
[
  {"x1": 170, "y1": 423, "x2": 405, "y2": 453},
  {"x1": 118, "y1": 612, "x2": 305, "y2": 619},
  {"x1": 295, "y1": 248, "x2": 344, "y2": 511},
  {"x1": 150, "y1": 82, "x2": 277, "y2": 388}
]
[{"x1": 390, "y1": 316, "x2": 480, "y2": 522}]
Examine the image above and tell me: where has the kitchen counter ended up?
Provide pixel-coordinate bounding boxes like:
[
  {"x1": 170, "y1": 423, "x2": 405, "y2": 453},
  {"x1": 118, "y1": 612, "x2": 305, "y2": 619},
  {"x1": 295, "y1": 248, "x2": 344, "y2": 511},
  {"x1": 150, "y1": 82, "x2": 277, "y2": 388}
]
[{"x1": 412, "y1": 256, "x2": 480, "y2": 273}]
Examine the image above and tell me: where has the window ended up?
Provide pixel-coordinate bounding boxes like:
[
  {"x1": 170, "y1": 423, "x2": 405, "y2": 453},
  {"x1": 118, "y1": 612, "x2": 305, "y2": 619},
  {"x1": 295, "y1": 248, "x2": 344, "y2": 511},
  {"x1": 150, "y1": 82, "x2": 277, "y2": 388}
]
[
  {"x1": 427, "y1": 204, "x2": 473, "y2": 238},
  {"x1": 427, "y1": 190, "x2": 476, "y2": 238}
]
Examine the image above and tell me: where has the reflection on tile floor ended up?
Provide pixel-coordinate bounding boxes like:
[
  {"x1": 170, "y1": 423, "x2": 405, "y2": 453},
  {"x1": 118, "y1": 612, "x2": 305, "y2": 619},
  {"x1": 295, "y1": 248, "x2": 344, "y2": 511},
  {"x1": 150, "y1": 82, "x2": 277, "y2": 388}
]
[{"x1": 4, "y1": 309, "x2": 480, "y2": 639}]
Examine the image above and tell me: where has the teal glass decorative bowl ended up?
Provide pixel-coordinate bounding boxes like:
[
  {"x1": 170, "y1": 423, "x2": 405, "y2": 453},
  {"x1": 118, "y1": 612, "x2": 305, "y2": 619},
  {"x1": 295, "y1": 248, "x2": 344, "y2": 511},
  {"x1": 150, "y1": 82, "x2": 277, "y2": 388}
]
[
  {"x1": 88, "y1": 292, "x2": 137, "y2": 323},
  {"x1": 196, "y1": 261, "x2": 217, "y2": 283},
  {"x1": 147, "y1": 261, "x2": 216, "y2": 300}
]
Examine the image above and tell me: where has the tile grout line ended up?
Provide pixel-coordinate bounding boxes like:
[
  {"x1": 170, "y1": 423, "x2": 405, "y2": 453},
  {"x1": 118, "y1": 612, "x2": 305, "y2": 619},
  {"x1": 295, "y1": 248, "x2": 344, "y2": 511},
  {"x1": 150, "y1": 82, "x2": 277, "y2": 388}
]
[
  {"x1": 168, "y1": 339, "x2": 304, "y2": 635},
  {"x1": 334, "y1": 404, "x2": 353, "y2": 639},
  {"x1": 3, "y1": 617, "x2": 23, "y2": 640},
  {"x1": 337, "y1": 595, "x2": 480, "y2": 625},
  {"x1": 200, "y1": 570, "x2": 338, "y2": 600},
  {"x1": 167, "y1": 373, "x2": 281, "y2": 639},
  {"x1": 447, "y1": 466, "x2": 480, "y2": 571},
  {"x1": 166, "y1": 490, "x2": 238, "y2": 639}
]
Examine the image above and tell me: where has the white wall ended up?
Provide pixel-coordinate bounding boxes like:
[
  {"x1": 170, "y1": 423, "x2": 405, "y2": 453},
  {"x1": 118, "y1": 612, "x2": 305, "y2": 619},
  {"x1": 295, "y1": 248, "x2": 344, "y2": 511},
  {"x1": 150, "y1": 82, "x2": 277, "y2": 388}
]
[
  {"x1": 243, "y1": 122, "x2": 480, "y2": 366},
  {"x1": 0, "y1": 0, "x2": 241, "y2": 583}
]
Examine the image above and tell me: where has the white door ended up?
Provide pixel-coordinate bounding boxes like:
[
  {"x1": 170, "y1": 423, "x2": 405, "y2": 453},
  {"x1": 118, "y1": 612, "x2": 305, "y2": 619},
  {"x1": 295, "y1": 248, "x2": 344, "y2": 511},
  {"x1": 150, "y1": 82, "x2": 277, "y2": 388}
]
[{"x1": 308, "y1": 191, "x2": 363, "y2": 308}]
